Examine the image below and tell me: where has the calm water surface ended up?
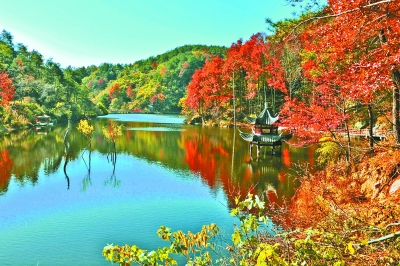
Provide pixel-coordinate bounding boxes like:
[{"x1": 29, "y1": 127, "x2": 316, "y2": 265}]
[{"x1": 0, "y1": 114, "x2": 316, "y2": 265}]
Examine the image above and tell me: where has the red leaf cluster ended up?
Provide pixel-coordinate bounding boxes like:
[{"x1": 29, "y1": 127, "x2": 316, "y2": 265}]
[
  {"x1": 109, "y1": 83, "x2": 121, "y2": 100},
  {"x1": 150, "y1": 93, "x2": 166, "y2": 103}
]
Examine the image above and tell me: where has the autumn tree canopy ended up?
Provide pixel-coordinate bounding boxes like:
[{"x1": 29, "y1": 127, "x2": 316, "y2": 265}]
[{"x1": 183, "y1": 0, "x2": 400, "y2": 154}]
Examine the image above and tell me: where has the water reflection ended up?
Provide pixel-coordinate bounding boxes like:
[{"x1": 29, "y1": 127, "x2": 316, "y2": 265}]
[
  {"x1": 0, "y1": 149, "x2": 13, "y2": 194},
  {"x1": 64, "y1": 119, "x2": 71, "y2": 189},
  {"x1": 0, "y1": 127, "x2": 66, "y2": 193},
  {"x1": 0, "y1": 114, "x2": 320, "y2": 265},
  {"x1": 0, "y1": 114, "x2": 317, "y2": 205}
]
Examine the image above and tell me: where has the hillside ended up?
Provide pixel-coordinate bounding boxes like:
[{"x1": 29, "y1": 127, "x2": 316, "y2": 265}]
[
  {"x1": 88, "y1": 45, "x2": 227, "y2": 114},
  {"x1": 0, "y1": 29, "x2": 227, "y2": 129}
]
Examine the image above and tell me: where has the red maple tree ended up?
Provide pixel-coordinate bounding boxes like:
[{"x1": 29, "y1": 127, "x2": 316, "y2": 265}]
[
  {"x1": 186, "y1": 55, "x2": 229, "y2": 117},
  {"x1": 0, "y1": 72, "x2": 14, "y2": 106}
]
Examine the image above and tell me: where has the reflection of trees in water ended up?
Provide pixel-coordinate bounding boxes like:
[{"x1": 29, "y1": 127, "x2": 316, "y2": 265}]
[
  {"x1": 81, "y1": 172, "x2": 91, "y2": 191},
  {"x1": 80, "y1": 143, "x2": 93, "y2": 192},
  {"x1": 0, "y1": 149, "x2": 13, "y2": 194},
  {"x1": 0, "y1": 124, "x2": 85, "y2": 191},
  {"x1": 9, "y1": 128, "x2": 63, "y2": 183},
  {"x1": 0, "y1": 117, "x2": 318, "y2": 201},
  {"x1": 181, "y1": 129, "x2": 318, "y2": 207},
  {"x1": 183, "y1": 127, "x2": 232, "y2": 189},
  {"x1": 80, "y1": 153, "x2": 92, "y2": 191},
  {"x1": 64, "y1": 119, "x2": 71, "y2": 189},
  {"x1": 0, "y1": 130, "x2": 30, "y2": 150},
  {"x1": 104, "y1": 172, "x2": 120, "y2": 188},
  {"x1": 0, "y1": 120, "x2": 122, "y2": 192},
  {"x1": 102, "y1": 121, "x2": 121, "y2": 188},
  {"x1": 63, "y1": 154, "x2": 70, "y2": 189},
  {"x1": 104, "y1": 154, "x2": 120, "y2": 187},
  {"x1": 43, "y1": 156, "x2": 63, "y2": 175}
]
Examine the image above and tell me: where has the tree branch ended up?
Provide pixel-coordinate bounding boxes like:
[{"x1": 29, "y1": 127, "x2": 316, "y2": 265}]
[
  {"x1": 354, "y1": 226, "x2": 400, "y2": 249},
  {"x1": 284, "y1": 0, "x2": 396, "y2": 41},
  {"x1": 367, "y1": 230, "x2": 400, "y2": 244}
]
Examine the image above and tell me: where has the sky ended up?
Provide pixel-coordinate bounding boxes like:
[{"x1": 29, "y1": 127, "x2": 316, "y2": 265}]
[{"x1": 0, "y1": 0, "x2": 326, "y2": 68}]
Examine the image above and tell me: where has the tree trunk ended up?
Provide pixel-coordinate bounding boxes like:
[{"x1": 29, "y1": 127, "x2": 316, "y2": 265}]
[
  {"x1": 392, "y1": 70, "x2": 400, "y2": 144},
  {"x1": 344, "y1": 120, "x2": 351, "y2": 167},
  {"x1": 368, "y1": 103, "x2": 374, "y2": 152}
]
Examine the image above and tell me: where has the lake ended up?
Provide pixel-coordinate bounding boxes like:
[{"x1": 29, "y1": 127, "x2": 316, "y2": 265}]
[{"x1": 0, "y1": 114, "x2": 316, "y2": 265}]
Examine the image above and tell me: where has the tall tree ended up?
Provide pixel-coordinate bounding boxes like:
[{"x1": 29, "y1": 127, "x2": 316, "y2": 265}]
[
  {"x1": 0, "y1": 41, "x2": 15, "y2": 71},
  {"x1": 0, "y1": 30, "x2": 14, "y2": 47}
]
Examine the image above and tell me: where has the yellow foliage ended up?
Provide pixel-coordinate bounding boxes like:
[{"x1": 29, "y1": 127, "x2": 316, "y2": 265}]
[
  {"x1": 77, "y1": 119, "x2": 94, "y2": 139},
  {"x1": 55, "y1": 102, "x2": 65, "y2": 108}
]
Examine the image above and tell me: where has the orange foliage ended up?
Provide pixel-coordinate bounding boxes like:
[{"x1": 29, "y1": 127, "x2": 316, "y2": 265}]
[
  {"x1": 109, "y1": 83, "x2": 121, "y2": 99},
  {"x1": 285, "y1": 148, "x2": 400, "y2": 230},
  {"x1": 126, "y1": 85, "x2": 133, "y2": 98},
  {"x1": 160, "y1": 67, "x2": 168, "y2": 75}
]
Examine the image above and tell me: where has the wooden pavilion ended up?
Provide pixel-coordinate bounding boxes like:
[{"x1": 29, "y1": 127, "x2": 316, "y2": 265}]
[{"x1": 238, "y1": 103, "x2": 288, "y2": 157}]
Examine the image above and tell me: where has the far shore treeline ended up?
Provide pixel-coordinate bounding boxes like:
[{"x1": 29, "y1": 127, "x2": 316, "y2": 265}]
[{"x1": 0, "y1": 31, "x2": 227, "y2": 131}]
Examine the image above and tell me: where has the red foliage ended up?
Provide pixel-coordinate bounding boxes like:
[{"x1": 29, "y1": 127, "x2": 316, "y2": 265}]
[
  {"x1": 280, "y1": 96, "x2": 348, "y2": 146},
  {"x1": 0, "y1": 72, "x2": 14, "y2": 106},
  {"x1": 280, "y1": 0, "x2": 400, "y2": 144},
  {"x1": 126, "y1": 85, "x2": 133, "y2": 98},
  {"x1": 109, "y1": 83, "x2": 121, "y2": 99},
  {"x1": 131, "y1": 108, "x2": 142, "y2": 113},
  {"x1": 179, "y1": 61, "x2": 190, "y2": 77},
  {"x1": 157, "y1": 93, "x2": 165, "y2": 101},
  {"x1": 300, "y1": 0, "x2": 400, "y2": 102},
  {"x1": 186, "y1": 56, "x2": 230, "y2": 112},
  {"x1": 183, "y1": 133, "x2": 229, "y2": 189},
  {"x1": 150, "y1": 93, "x2": 166, "y2": 103},
  {"x1": 185, "y1": 33, "x2": 288, "y2": 116},
  {"x1": 224, "y1": 34, "x2": 287, "y2": 94},
  {"x1": 150, "y1": 94, "x2": 157, "y2": 103},
  {"x1": 160, "y1": 67, "x2": 168, "y2": 75},
  {"x1": 151, "y1": 61, "x2": 157, "y2": 68}
]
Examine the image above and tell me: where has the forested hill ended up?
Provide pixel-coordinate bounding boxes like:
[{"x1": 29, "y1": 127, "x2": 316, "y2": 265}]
[
  {"x1": 133, "y1": 45, "x2": 227, "y2": 73},
  {"x1": 91, "y1": 44, "x2": 227, "y2": 114},
  {"x1": 0, "y1": 29, "x2": 227, "y2": 128}
]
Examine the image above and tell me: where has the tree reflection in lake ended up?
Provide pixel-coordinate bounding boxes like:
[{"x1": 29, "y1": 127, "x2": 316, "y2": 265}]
[
  {"x1": 0, "y1": 149, "x2": 13, "y2": 194},
  {"x1": 64, "y1": 119, "x2": 71, "y2": 189},
  {"x1": 0, "y1": 126, "x2": 68, "y2": 193},
  {"x1": 0, "y1": 114, "x2": 318, "y2": 204},
  {"x1": 0, "y1": 114, "x2": 319, "y2": 266}
]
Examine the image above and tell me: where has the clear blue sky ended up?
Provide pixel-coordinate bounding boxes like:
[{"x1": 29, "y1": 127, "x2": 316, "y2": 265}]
[{"x1": 0, "y1": 0, "x2": 325, "y2": 68}]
